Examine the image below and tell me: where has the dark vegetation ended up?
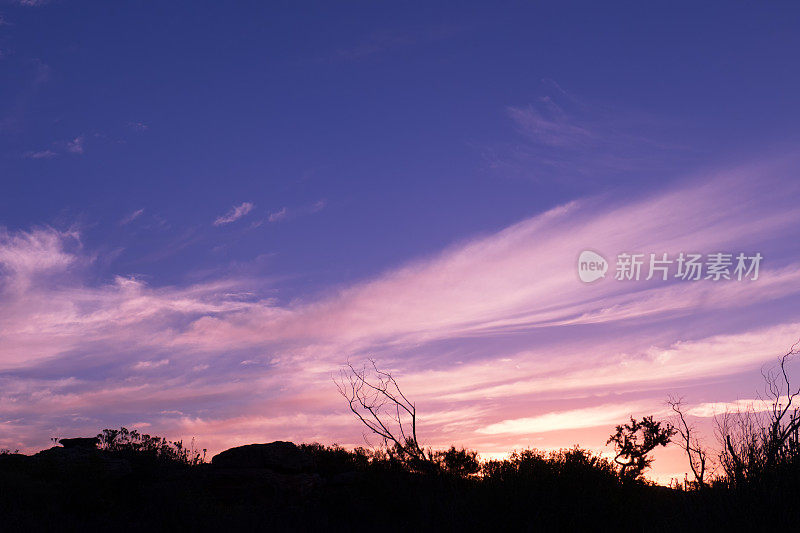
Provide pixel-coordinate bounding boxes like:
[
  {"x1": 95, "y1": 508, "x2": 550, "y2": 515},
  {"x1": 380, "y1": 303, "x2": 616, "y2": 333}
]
[{"x1": 3, "y1": 348, "x2": 800, "y2": 531}]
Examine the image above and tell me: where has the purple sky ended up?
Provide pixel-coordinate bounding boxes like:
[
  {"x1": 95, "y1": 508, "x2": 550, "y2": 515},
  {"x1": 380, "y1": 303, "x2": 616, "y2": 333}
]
[{"x1": 2, "y1": 1, "x2": 800, "y2": 481}]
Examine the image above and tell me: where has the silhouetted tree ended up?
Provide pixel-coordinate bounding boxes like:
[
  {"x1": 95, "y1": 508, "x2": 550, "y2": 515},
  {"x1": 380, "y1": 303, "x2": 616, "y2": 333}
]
[
  {"x1": 607, "y1": 415, "x2": 674, "y2": 480},
  {"x1": 717, "y1": 341, "x2": 800, "y2": 485},
  {"x1": 668, "y1": 396, "x2": 710, "y2": 488},
  {"x1": 336, "y1": 359, "x2": 426, "y2": 464}
]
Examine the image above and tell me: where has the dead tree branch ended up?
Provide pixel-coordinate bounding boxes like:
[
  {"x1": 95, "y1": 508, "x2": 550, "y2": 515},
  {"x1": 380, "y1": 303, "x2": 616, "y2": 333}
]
[
  {"x1": 668, "y1": 396, "x2": 709, "y2": 488},
  {"x1": 336, "y1": 359, "x2": 424, "y2": 461}
]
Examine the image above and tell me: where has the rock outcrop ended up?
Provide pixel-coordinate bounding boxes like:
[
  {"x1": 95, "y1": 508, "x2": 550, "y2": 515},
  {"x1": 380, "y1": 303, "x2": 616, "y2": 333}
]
[
  {"x1": 34, "y1": 443, "x2": 131, "y2": 476},
  {"x1": 211, "y1": 441, "x2": 314, "y2": 473},
  {"x1": 58, "y1": 437, "x2": 99, "y2": 449}
]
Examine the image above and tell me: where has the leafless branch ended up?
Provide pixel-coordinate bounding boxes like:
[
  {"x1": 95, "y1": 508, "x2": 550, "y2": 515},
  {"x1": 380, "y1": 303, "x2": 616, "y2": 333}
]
[
  {"x1": 335, "y1": 359, "x2": 424, "y2": 461},
  {"x1": 715, "y1": 338, "x2": 800, "y2": 485},
  {"x1": 667, "y1": 396, "x2": 709, "y2": 488}
]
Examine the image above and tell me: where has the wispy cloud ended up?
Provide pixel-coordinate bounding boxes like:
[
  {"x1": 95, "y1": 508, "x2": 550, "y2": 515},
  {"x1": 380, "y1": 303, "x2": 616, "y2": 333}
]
[
  {"x1": 1, "y1": 158, "x2": 800, "y2": 474},
  {"x1": 23, "y1": 149, "x2": 57, "y2": 159},
  {"x1": 0, "y1": 227, "x2": 79, "y2": 292},
  {"x1": 23, "y1": 134, "x2": 87, "y2": 159},
  {"x1": 268, "y1": 207, "x2": 287, "y2": 223},
  {"x1": 687, "y1": 397, "x2": 786, "y2": 418},
  {"x1": 120, "y1": 208, "x2": 145, "y2": 225},
  {"x1": 133, "y1": 359, "x2": 170, "y2": 371},
  {"x1": 65, "y1": 135, "x2": 85, "y2": 154},
  {"x1": 477, "y1": 403, "x2": 656, "y2": 435},
  {"x1": 486, "y1": 80, "x2": 687, "y2": 182},
  {"x1": 507, "y1": 98, "x2": 594, "y2": 148},
  {"x1": 264, "y1": 200, "x2": 325, "y2": 224},
  {"x1": 213, "y1": 202, "x2": 254, "y2": 226}
]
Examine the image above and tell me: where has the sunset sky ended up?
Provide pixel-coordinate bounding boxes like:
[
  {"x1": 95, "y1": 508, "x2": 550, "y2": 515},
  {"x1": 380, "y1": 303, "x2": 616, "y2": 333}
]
[{"x1": 2, "y1": 1, "x2": 800, "y2": 481}]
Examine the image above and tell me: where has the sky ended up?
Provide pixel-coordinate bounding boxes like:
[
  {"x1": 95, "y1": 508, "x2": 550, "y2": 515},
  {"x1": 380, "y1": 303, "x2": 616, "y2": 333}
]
[{"x1": 2, "y1": 1, "x2": 800, "y2": 482}]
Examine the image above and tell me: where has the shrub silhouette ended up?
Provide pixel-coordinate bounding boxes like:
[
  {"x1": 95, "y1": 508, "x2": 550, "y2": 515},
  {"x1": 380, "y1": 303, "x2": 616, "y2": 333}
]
[
  {"x1": 482, "y1": 446, "x2": 621, "y2": 485},
  {"x1": 431, "y1": 446, "x2": 480, "y2": 477},
  {"x1": 97, "y1": 427, "x2": 205, "y2": 465},
  {"x1": 2, "y1": 426, "x2": 800, "y2": 529},
  {"x1": 299, "y1": 442, "x2": 371, "y2": 474}
]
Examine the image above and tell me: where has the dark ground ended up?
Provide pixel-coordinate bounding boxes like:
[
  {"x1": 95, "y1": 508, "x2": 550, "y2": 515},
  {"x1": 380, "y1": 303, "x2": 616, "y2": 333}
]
[{"x1": 0, "y1": 440, "x2": 797, "y2": 532}]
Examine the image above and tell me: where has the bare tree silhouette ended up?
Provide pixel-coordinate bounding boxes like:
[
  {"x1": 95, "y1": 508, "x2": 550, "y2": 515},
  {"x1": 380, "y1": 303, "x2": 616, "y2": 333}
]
[
  {"x1": 668, "y1": 396, "x2": 709, "y2": 488},
  {"x1": 717, "y1": 340, "x2": 800, "y2": 485},
  {"x1": 336, "y1": 359, "x2": 425, "y2": 463}
]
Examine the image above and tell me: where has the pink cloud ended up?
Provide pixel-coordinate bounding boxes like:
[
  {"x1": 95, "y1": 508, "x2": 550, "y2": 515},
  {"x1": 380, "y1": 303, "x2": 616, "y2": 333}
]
[
  {"x1": 213, "y1": 202, "x2": 254, "y2": 226},
  {"x1": 23, "y1": 149, "x2": 57, "y2": 159},
  {"x1": 2, "y1": 158, "x2": 800, "y2": 482},
  {"x1": 66, "y1": 135, "x2": 85, "y2": 154},
  {"x1": 120, "y1": 208, "x2": 145, "y2": 225},
  {"x1": 268, "y1": 207, "x2": 288, "y2": 222}
]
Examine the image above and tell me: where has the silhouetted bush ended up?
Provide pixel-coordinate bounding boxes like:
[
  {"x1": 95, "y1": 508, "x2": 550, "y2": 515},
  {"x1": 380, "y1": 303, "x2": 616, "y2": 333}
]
[
  {"x1": 3, "y1": 427, "x2": 800, "y2": 531},
  {"x1": 298, "y1": 443, "x2": 370, "y2": 474},
  {"x1": 97, "y1": 427, "x2": 206, "y2": 465},
  {"x1": 482, "y1": 446, "x2": 619, "y2": 483},
  {"x1": 431, "y1": 446, "x2": 481, "y2": 477}
]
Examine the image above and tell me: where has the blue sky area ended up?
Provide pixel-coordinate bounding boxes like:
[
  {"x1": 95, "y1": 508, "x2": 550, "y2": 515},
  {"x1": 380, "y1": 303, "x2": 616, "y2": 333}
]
[{"x1": 3, "y1": 2, "x2": 799, "y2": 296}]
